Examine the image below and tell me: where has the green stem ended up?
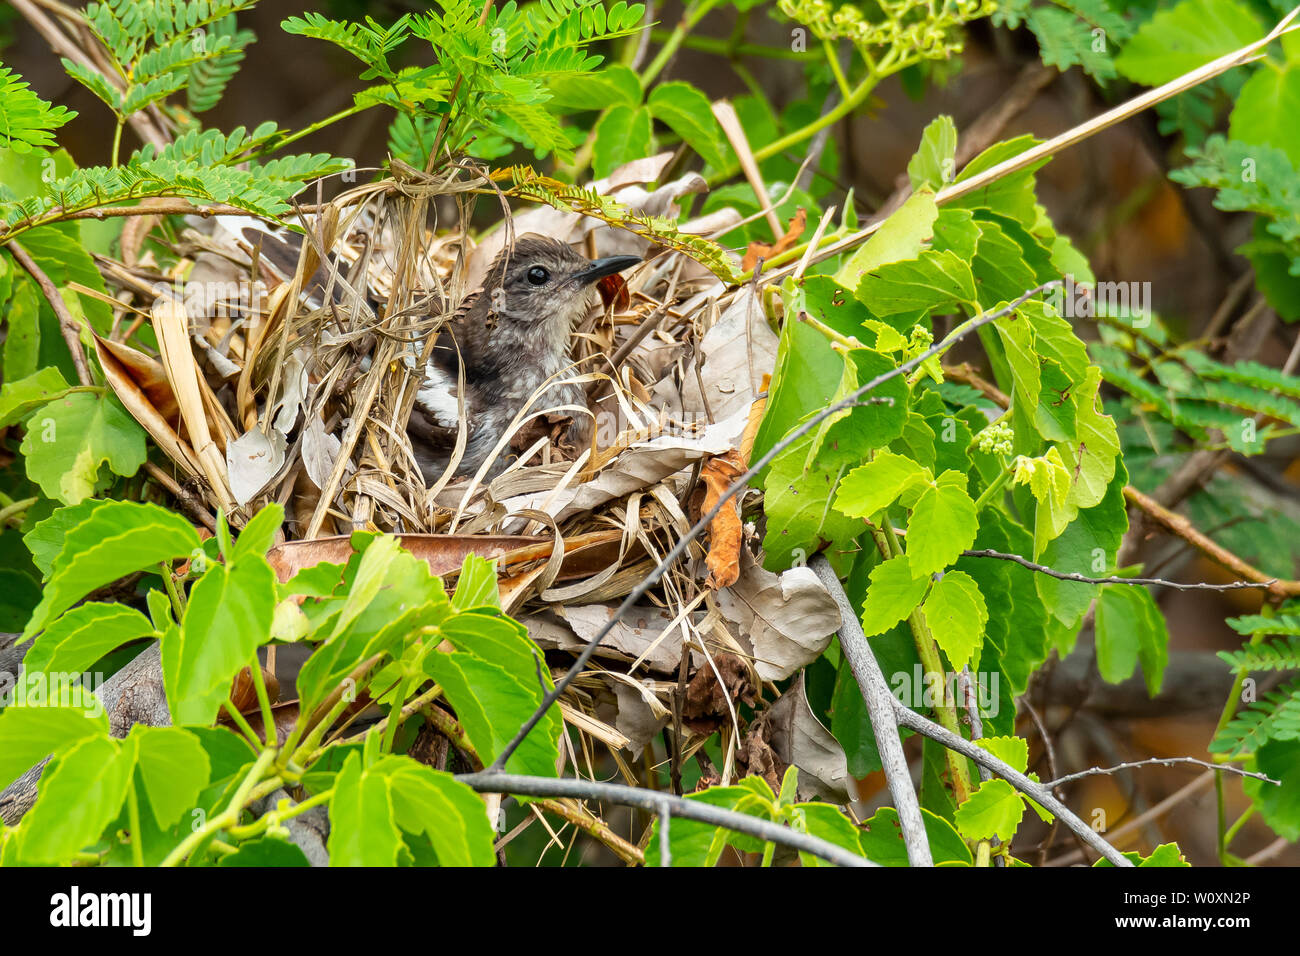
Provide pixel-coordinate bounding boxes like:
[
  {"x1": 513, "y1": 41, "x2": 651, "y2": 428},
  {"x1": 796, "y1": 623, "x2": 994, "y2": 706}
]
[
  {"x1": 160, "y1": 748, "x2": 277, "y2": 866},
  {"x1": 126, "y1": 785, "x2": 145, "y2": 867},
  {"x1": 973, "y1": 464, "x2": 1012, "y2": 513},
  {"x1": 646, "y1": 31, "x2": 817, "y2": 61},
  {"x1": 1222, "y1": 805, "x2": 1255, "y2": 853},
  {"x1": 0, "y1": 496, "x2": 38, "y2": 529},
  {"x1": 223, "y1": 699, "x2": 263, "y2": 751},
  {"x1": 824, "y1": 38, "x2": 853, "y2": 100},
  {"x1": 380, "y1": 671, "x2": 416, "y2": 753},
  {"x1": 110, "y1": 118, "x2": 124, "y2": 168},
  {"x1": 226, "y1": 787, "x2": 334, "y2": 841},
  {"x1": 249, "y1": 657, "x2": 277, "y2": 749},
  {"x1": 158, "y1": 561, "x2": 186, "y2": 620},
  {"x1": 242, "y1": 102, "x2": 372, "y2": 162},
  {"x1": 639, "y1": 0, "x2": 721, "y2": 87},
  {"x1": 880, "y1": 524, "x2": 973, "y2": 805}
]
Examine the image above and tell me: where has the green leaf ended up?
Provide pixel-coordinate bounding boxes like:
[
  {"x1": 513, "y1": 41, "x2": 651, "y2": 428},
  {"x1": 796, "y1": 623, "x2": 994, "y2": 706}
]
[
  {"x1": 547, "y1": 64, "x2": 641, "y2": 109},
  {"x1": 0, "y1": 64, "x2": 77, "y2": 152},
  {"x1": 1230, "y1": 64, "x2": 1300, "y2": 169},
  {"x1": 921, "y1": 569, "x2": 988, "y2": 671},
  {"x1": 978, "y1": 735, "x2": 1029, "y2": 774},
  {"x1": 452, "y1": 554, "x2": 501, "y2": 610},
  {"x1": 908, "y1": 115, "x2": 957, "y2": 191},
  {"x1": 18, "y1": 735, "x2": 133, "y2": 863},
  {"x1": 647, "y1": 81, "x2": 728, "y2": 169},
  {"x1": 1244, "y1": 738, "x2": 1300, "y2": 840},
  {"x1": 22, "y1": 602, "x2": 155, "y2": 677},
  {"x1": 1114, "y1": 0, "x2": 1263, "y2": 86},
  {"x1": 834, "y1": 450, "x2": 929, "y2": 519},
  {"x1": 590, "y1": 103, "x2": 653, "y2": 178},
  {"x1": 859, "y1": 806, "x2": 972, "y2": 865},
  {"x1": 860, "y1": 555, "x2": 931, "y2": 635},
  {"x1": 1095, "y1": 584, "x2": 1170, "y2": 693},
  {"x1": 231, "y1": 503, "x2": 284, "y2": 561},
  {"x1": 425, "y1": 647, "x2": 561, "y2": 778},
  {"x1": 0, "y1": 705, "x2": 109, "y2": 791},
  {"x1": 163, "y1": 551, "x2": 277, "y2": 726},
  {"x1": 807, "y1": 347, "x2": 909, "y2": 467},
  {"x1": 835, "y1": 190, "x2": 939, "y2": 290},
  {"x1": 906, "y1": 472, "x2": 979, "y2": 577},
  {"x1": 0, "y1": 366, "x2": 69, "y2": 428},
  {"x1": 954, "y1": 778, "x2": 1024, "y2": 842},
  {"x1": 20, "y1": 390, "x2": 147, "y2": 504},
  {"x1": 129, "y1": 725, "x2": 211, "y2": 828},
  {"x1": 218, "y1": 835, "x2": 310, "y2": 866},
  {"x1": 382, "y1": 757, "x2": 496, "y2": 866},
  {"x1": 856, "y1": 249, "x2": 977, "y2": 317},
  {"x1": 327, "y1": 752, "x2": 403, "y2": 866},
  {"x1": 23, "y1": 501, "x2": 201, "y2": 639},
  {"x1": 760, "y1": 437, "x2": 865, "y2": 569}
]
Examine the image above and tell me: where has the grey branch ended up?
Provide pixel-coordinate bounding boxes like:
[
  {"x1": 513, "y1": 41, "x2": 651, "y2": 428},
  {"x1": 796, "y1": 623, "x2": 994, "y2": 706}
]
[
  {"x1": 961, "y1": 549, "x2": 1278, "y2": 591},
  {"x1": 490, "y1": 280, "x2": 1064, "y2": 772},
  {"x1": 810, "y1": 555, "x2": 932, "y2": 866},
  {"x1": 887, "y1": 701, "x2": 1135, "y2": 866},
  {"x1": 1045, "y1": 757, "x2": 1278, "y2": 789},
  {"x1": 455, "y1": 772, "x2": 876, "y2": 867}
]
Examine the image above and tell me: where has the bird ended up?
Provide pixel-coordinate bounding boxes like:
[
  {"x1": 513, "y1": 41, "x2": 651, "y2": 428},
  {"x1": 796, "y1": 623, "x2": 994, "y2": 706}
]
[{"x1": 407, "y1": 235, "x2": 641, "y2": 483}]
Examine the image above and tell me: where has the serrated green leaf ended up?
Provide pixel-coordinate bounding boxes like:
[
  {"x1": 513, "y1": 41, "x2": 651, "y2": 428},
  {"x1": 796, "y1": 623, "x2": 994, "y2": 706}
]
[
  {"x1": 20, "y1": 390, "x2": 147, "y2": 504},
  {"x1": 907, "y1": 472, "x2": 979, "y2": 577},
  {"x1": 954, "y1": 778, "x2": 1024, "y2": 842},
  {"x1": 922, "y1": 569, "x2": 987, "y2": 671},
  {"x1": 22, "y1": 602, "x2": 155, "y2": 677},
  {"x1": 834, "y1": 450, "x2": 930, "y2": 519},
  {"x1": 1114, "y1": 0, "x2": 1263, "y2": 86},
  {"x1": 860, "y1": 554, "x2": 931, "y2": 635},
  {"x1": 129, "y1": 725, "x2": 211, "y2": 828},
  {"x1": 647, "y1": 81, "x2": 728, "y2": 169}
]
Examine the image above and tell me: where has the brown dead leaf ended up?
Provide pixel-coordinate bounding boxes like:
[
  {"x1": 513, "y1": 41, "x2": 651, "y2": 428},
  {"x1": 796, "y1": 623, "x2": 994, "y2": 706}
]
[
  {"x1": 682, "y1": 653, "x2": 754, "y2": 732},
  {"x1": 741, "y1": 208, "x2": 807, "y2": 272},
  {"x1": 699, "y1": 449, "x2": 746, "y2": 590}
]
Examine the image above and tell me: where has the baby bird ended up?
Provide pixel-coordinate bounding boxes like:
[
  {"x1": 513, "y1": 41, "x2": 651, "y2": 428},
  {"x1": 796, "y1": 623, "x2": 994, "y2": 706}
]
[{"x1": 409, "y1": 236, "x2": 641, "y2": 482}]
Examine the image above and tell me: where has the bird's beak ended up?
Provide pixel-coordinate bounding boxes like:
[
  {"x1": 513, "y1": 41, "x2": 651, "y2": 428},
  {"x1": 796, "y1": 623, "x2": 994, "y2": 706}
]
[{"x1": 573, "y1": 254, "x2": 642, "y2": 285}]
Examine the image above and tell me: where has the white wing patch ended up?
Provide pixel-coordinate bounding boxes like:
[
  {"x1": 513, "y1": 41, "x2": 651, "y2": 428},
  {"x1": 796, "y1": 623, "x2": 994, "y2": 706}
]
[{"x1": 415, "y1": 361, "x2": 463, "y2": 429}]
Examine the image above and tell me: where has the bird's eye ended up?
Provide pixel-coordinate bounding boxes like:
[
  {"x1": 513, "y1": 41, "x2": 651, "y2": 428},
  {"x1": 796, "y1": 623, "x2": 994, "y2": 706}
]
[{"x1": 526, "y1": 265, "x2": 550, "y2": 285}]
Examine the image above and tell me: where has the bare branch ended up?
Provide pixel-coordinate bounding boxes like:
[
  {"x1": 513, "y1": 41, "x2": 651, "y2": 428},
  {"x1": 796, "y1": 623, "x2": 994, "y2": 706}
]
[
  {"x1": 455, "y1": 772, "x2": 876, "y2": 867},
  {"x1": 1045, "y1": 757, "x2": 1277, "y2": 789},
  {"x1": 810, "y1": 555, "x2": 932, "y2": 867},
  {"x1": 960, "y1": 549, "x2": 1279, "y2": 591},
  {"x1": 887, "y1": 700, "x2": 1135, "y2": 866}
]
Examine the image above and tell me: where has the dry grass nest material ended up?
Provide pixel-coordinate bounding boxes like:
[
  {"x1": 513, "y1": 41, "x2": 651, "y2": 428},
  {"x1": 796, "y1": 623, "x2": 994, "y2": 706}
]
[{"x1": 92, "y1": 154, "x2": 850, "y2": 795}]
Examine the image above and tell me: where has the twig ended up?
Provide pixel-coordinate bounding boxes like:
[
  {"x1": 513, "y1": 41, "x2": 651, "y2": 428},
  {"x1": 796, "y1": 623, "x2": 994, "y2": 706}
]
[
  {"x1": 960, "y1": 549, "x2": 1279, "y2": 591},
  {"x1": 1121, "y1": 485, "x2": 1300, "y2": 598},
  {"x1": 1047, "y1": 772, "x2": 1215, "y2": 866},
  {"x1": 1046, "y1": 757, "x2": 1277, "y2": 789},
  {"x1": 486, "y1": 280, "x2": 1062, "y2": 773},
  {"x1": 810, "y1": 555, "x2": 932, "y2": 867},
  {"x1": 888, "y1": 699, "x2": 1134, "y2": 866},
  {"x1": 766, "y1": 7, "x2": 1300, "y2": 283},
  {"x1": 454, "y1": 772, "x2": 875, "y2": 867},
  {"x1": 8, "y1": 239, "x2": 92, "y2": 386}
]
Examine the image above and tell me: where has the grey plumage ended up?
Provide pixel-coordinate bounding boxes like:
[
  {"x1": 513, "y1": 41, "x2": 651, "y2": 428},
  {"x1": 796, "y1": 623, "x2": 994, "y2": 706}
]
[{"x1": 409, "y1": 236, "x2": 640, "y2": 482}]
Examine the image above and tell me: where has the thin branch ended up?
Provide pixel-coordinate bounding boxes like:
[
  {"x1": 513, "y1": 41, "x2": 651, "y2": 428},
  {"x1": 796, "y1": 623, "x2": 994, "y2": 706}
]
[
  {"x1": 1048, "y1": 772, "x2": 1215, "y2": 866},
  {"x1": 8, "y1": 239, "x2": 92, "y2": 386},
  {"x1": 487, "y1": 280, "x2": 1062, "y2": 773},
  {"x1": 810, "y1": 555, "x2": 932, "y2": 867},
  {"x1": 960, "y1": 549, "x2": 1279, "y2": 591},
  {"x1": 888, "y1": 699, "x2": 1134, "y2": 866},
  {"x1": 1045, "y1": 757, "x2": 1277, "y2": 789},
  {"x1": 454, "y1": 772, "x2": 875, "y2": 867}
]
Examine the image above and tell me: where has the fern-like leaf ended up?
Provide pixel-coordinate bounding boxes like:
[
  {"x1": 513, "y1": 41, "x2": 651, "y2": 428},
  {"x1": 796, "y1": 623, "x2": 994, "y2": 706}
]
[
  {"x1": 1210, "y1": 677, "x2": 1300, "y2": 757},
  {"x1": 1218, "y1": 636, "x2": 1300, "y2": 674},
  {"x1": 0, "y1": 65, "x2": 77, "y2": 153}
]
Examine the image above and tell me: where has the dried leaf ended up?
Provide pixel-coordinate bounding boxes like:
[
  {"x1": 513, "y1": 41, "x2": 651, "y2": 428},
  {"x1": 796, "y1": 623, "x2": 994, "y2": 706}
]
[
  {"x1": 699, "y1": 449, "x2": 745, "y2": 589},
  {"x1": 716, "y1": 550, "x2": 841, "y2": 681},
  {"x1": 741, "y1": 207, "x2": 807, "y2": 272}
]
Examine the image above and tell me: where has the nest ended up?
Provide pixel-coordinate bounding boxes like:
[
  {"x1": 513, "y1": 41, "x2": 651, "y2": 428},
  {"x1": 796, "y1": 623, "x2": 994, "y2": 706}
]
[{"x1": 94, "y1": 154, "x2": 848, "y2": 796}]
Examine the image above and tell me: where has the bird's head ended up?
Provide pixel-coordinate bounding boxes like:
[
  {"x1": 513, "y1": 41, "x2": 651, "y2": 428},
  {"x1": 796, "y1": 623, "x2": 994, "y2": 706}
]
[{"x1": 482, "y1": 235, "x2": 641, "y2": 327}]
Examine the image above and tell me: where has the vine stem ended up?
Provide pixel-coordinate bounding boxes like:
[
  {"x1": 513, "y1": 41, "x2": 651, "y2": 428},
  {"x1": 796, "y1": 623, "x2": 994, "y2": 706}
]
[
  {"x1": 639, "y1": 0, "x2": 721, "y2": 87},
  {"x1": 881, "y1": 523, "x2": 973, "y2": 806},
  {"x1": 160, "y1": 749, "x2": 278, "y2": 867}
]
